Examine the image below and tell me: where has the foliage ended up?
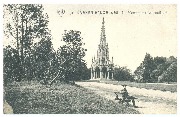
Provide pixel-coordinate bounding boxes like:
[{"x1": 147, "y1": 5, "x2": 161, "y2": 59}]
[
  {"x1": 4, "y1": 81, "x2": 139, "y2": 114},
  {"x1": 158, "y1": 57, "x2": 177, "y2": 83},
  {"x1": 57, "y1": 30, "x2": 87, "y2": 82},
  {"x1": 134, "y1": 63, "x2": 144, "y2": 82},
  {"x1": 134, "y1": 53, "x2": 177, "y2": 83},
  {"x1": 32, "y1": 37, "x2": 56, "y2": 83},
  {"x1": 81, "y1": 68, "x2": 91, "y2": 80},
  {"x1": 3, "y1": 4, "x2": 51, "y2": 81},
  {"x1": 3, "y1": 4, "x2": 58, "y2": 84},
  {"x1": 142, "y1": 53, "x2": 155, "y2": 82},
  {"x1": 4, "y1": 4, "x2": 89, "y2": 84},
  {"x1": 3, "y1": 46, "x2": 21, "y2": 85},
  {"x1": 114, "y1": 66, "x2": 134, "y2": 81}
]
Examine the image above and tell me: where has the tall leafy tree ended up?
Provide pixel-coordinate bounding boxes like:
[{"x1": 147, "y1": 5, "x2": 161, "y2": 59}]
[
  {"x1": 158, "y1": 56, "x2": 177, "y2": 83},
  {"x1": 142, "y1": 53, "x2": 155, "y2": 82},
  {"x1": 33, "y1": 37, "x2": 55, "y2": 83},
  {"x1": 57, "y1": 30, "x2": 87, "y2": 82},
  {"x1": 4, "y1": 4, "x2": 50, "y2": 82},
  {"x1": 150, "y1": 57, "x2": 167, "y2": 82},
  {"x1": 114, "y1": 66, "x2": 134, "y2": 81},
  {"x1": 134, "y1": 63, "x2": 144, "y2": 82},
  {"x1": 134, "y1": 53, "x2": 155, "y2": 82}
]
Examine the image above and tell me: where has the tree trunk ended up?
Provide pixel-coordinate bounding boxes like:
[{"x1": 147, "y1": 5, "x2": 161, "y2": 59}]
[
  {"x1": 21, "y1": 15, "x2": 24, "y2": 62},
  {"x1": 20, "y1": 14, "x2": 24, "y2": 81},
  {"x1": 16, "y1": 26, "x2": 19, "y2": 56}
]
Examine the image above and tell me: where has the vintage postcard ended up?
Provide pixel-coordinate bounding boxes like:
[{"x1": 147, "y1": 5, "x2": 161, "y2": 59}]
[{"x1": 2, "y1": 4, "x2": 177, "y2": 114}]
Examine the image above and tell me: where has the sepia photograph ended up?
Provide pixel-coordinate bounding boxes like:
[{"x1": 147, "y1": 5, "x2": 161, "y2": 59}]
[{"x1": 2, "y1": 3, "x2": 177, "y2": 114}]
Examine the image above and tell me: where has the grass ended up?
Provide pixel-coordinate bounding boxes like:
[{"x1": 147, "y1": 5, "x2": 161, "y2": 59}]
[
  {"x1": 4, "y1": 81, "x2": 139, "y2": 114},
  {"x1": 100, "y1": 80, "x2": 177, "y2": 93}
]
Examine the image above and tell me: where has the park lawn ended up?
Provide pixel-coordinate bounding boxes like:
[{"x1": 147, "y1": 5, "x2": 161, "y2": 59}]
[
  {"x1": 100, "y1": 80, "x2": 177, "y2": 92},
  {"x1": 4, "y1": 81, "x2": 139, "y2": 114}
]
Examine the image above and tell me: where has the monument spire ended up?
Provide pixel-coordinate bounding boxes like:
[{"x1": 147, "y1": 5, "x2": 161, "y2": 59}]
[{"x1": 100, "y1": 17, "x2": 106, "y2": 44}]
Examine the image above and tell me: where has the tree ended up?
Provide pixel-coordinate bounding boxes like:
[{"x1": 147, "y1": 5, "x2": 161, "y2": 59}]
[
  {"x1": 164, "y1": 61, "x2": 177, "y2": 83},
  {"x1": 134, "y1": 53, "x2": 155, "y2": 83},
  {"x1": 114, "y1": 66, "x2": 134, "y2": 81},
  {"x1": 134, "y1": 54, "x2": 177, "y2": 83},
  {"x1": 153, "y1": 57, "x2": 166, "y2": 68},
  {"x1": 158, "y1": 57, "x2": 177, "y2": 83},
  {"x1": 142, "y1": 53, "x2": 155, "y2": 82},
  {"x1": 81, "y1": 67, "x2": 91, "y2": 80},
  {"x1": 3, "y1": 46, "x2": 21, "y2": 85},
  {"x1": 4, "y1": 4, "x2": 49, "y2": 79},
  {"x1": 57, "y1": 30, "x2": 87, "y2": 82},
  {"x1": 134, "y1": 63, "x2": 144, "y2": 82},
  {"x1": 149, "y1": 57, "x2": 167, "y2": 82},
  {"x1": 4, "y1": 4, "x2": 50, "y2": 82},
  {"x1": 32, "y1": 36, "x2": 55, "y2": 83}
]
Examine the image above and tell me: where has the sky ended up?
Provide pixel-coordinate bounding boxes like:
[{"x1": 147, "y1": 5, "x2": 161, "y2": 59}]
[{"x1": 42, "y1": 4, "x2": 177, "y2": 72}]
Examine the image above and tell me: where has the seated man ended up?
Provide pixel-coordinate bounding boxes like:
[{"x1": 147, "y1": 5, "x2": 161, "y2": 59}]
[
  {"x1": 120, "y1": 86, "x2": 137, "y2": 107},
  {"x1": 121, "y1": 87, "x2": 129, "y2": 104}
]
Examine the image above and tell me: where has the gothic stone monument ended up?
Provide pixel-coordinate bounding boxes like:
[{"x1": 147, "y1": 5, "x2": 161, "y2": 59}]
[{"x1": 91, "y1": 18, "x2": 114, "y2": 80}]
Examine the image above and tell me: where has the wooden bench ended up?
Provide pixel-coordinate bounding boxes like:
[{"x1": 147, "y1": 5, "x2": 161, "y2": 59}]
[
  {"x1": 114, "y1": 91, "x2": 123, "y2": 100},
  {"x1": 114, "y1": 91, "x2": 137, "y2": 107}
]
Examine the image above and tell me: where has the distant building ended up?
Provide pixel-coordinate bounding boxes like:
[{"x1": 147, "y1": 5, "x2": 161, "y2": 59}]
[{"x1": 91, "y1": 18, "x2": 114, "y2": 80}]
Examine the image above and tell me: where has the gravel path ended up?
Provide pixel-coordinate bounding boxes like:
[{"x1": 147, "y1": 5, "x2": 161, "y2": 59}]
[{"x1": 76, "y1": 82, "x2": 177, "y2": 114}]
